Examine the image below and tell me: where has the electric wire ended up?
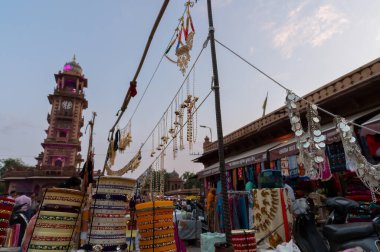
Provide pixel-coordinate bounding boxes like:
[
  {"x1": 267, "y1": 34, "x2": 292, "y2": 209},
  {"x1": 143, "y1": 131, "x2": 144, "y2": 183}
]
[
  {"x1": 125, "y1": 6, "x2": 189, "y2": 126},
  {"x1": 140, "y1": 36, "x2": 209, "y2": 150},
  {"x1": 105, "y1": 36, "x2": 208, "y2": 175},
  {"x1": 214, "y1": 38, "x2": 380, "y2": 135},
  {"x1": 139, "y1": 89, "x2": 213, "y2": 181}
]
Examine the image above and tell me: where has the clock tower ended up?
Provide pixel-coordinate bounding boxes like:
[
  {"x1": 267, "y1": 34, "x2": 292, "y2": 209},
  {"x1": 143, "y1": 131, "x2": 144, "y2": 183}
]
[{"x1": 36, "y1": 56, "x2": 88, "y2": 174}]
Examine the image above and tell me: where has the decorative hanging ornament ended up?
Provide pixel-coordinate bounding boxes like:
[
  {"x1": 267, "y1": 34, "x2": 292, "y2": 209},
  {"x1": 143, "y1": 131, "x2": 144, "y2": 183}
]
[
  {"x1": 285, "y1": 91, "x2": 327, "y2": 179},
  {"x1": 105, "y1": 149, "x2": 142, "y2": 176},
  {"x1": 335, "y1": 117, "x2": 380, "y2": 202},
  {"x1": 184, "y1": 94, "x2": 199, "y2": 150},
  {"x1": 179, "y1": 106, "x2": 185, "y2": 150},
  {"x1": 119, "y1": 122, "x2": 132, "y2": 152},
  {"x1": 165, "y1": 1, "x2": 195, "y2": 75}
]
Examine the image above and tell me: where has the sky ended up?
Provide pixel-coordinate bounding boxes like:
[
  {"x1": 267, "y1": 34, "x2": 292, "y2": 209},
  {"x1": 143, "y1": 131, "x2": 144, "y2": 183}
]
[{"x1": 1, "y1": 0, "x2": 380, "y2": 179}]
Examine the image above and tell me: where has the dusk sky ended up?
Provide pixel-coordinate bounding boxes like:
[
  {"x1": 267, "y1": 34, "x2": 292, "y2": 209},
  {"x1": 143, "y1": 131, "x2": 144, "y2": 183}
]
[{"x1": 1, "y1": 1, "x2": 380, "y2": 179}]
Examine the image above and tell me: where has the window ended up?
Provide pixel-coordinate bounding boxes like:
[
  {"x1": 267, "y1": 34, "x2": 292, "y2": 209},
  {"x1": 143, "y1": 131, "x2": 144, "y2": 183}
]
[
  {"x1": 55, "y1": 159, "x2": 63, "y2": 167},
  {"x1": 59, "y1": 131, "x2": 67, "y2": 138}
]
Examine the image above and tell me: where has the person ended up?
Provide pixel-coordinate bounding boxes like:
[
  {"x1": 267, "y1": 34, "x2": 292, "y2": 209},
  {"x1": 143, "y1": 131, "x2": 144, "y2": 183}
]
[
  {"x1": 15, "y1": 192, "x2": 32, "y2": 219},
  {"x1": 206, "y1": 188, "x2": 216, "y2": 232},
  {"x1": 9, "y1": 190, "x2": 17, "y2": 199},
  {"x1": 21, "y1": 177, "x2": 82, "y2": 252},
  {"x1": 28, "y1": 192, "x2": 39, "y2": 217}
]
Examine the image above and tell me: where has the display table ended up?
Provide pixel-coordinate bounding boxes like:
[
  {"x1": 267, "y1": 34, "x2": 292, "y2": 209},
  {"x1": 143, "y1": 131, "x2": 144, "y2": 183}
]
[{"x1": 178, "y1": 219, "x2": 202, "y2": 240}]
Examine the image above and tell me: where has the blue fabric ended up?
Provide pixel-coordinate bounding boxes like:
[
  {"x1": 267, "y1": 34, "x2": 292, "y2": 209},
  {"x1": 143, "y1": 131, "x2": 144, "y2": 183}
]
[
  {"x1": 247, "y1": 192, "x2": 254, "y2": 229},
  {"x1": 238, "y1": 195, "x2": 249, "y2": 229},
  {"x1": 232, "y1": 196, "x2": 241, "y2": 229},
  {"x1": 216, "y1": 180, "x2": 224, "y2": 231}
]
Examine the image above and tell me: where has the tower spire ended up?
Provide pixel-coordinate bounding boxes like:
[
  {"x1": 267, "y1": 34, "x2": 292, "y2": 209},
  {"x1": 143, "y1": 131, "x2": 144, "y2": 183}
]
[{"x1": 72, "y1": 54, "x2": 76, "y2": 62}]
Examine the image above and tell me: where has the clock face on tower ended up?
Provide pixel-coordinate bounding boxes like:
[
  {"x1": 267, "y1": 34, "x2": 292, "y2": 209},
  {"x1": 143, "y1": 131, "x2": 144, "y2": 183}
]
[{"x1": 61, "y1": 100, "x2": 73, "y2": 110}]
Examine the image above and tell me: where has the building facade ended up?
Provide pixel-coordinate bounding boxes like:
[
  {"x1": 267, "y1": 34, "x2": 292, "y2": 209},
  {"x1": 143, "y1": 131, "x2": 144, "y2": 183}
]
[{"x1": 195, "y1": 58, "x2": 380, "y2": 200}]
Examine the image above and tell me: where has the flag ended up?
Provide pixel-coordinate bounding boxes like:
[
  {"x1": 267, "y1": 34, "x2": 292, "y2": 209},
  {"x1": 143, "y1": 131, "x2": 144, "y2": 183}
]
[{"x1": 262, "y1": 92, "x2": 268, "y2": 117}]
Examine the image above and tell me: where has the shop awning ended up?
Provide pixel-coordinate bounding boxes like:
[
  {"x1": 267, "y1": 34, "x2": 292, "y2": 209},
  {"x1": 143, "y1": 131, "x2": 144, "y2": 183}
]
[{"x1": 197, "y1": 141, "x2": 282, "y2": 178}]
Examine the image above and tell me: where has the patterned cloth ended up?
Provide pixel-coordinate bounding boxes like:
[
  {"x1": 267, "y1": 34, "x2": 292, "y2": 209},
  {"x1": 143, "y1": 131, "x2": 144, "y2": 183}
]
[{"x1": 252, "y1": 188, "x2": 292, "y2": 248}]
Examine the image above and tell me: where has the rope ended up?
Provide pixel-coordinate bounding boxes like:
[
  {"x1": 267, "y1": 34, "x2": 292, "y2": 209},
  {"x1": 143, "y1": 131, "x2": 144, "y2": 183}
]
[
  {"x1": 126, "y1": 6, "x2": 188, "y2": 125},
  {"x1": 140, "y1": 36, "x2": 209, "y2": 150},
  {"x1": 138, "y1": 89, "x2": 213, "y2": 182},
  {"x1": 108, "y1": 0, "x2": 170, "y2": 137},
  {"x1": 214, "y1": 39, "x2": 380, "y2": 135}
]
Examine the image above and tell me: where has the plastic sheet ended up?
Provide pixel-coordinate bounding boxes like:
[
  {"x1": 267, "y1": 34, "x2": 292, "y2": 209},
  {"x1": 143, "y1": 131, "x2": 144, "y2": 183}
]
[{"x1": 201, "y1": 232, "x2": 226, "y2": 252}]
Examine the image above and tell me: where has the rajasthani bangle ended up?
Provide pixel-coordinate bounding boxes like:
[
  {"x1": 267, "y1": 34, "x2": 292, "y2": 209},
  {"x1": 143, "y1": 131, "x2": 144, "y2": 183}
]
[
  {"x1": 81, "y1": 244, "x2": 127, "y2": 252},
  {"x1": 0, "y1": 210, "x2": 11, "y2": 215},
  {"x1": 44, "y1": 195, "x2": 82, "y2": 203},
  {"x1": 29, "y1": 244, "x2": 70, "y2": 250},
  {"x1": 90, "y1": 205, "x2": 126, "y2": 210},
  {"x1": 0, "y1": 200, "x2": 15, "y2": 206},
  {"x1": 92, "y1": 194, "x2": 126, "y2": 201},
  {"x1": 38, "y1": 215, "x2": 77, "y2": 222},
  {"x1": 139, "y1": 240, "x2": 176, "y2": 249},
  {"x1": 92, "y1": 217, "x2": 126, "y2": 224},
  {"x1": 41, "y1": 204, "x2": 81, "y2": 213},
  {"x1": 35, "y1": 222, "x2": 75, "y2": 230},
  {"x1": 93, "y1": 213, "x2": 125, "y2": 218}
]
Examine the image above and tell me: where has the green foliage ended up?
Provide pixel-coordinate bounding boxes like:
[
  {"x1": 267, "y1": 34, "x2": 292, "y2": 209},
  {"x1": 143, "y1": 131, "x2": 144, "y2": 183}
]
[
  {"x1": 0, "y1": 158, "x2": 26, "y2": 178},
  {"x1": 182, "y1": 172, "x2": 200, "y2": 189}
]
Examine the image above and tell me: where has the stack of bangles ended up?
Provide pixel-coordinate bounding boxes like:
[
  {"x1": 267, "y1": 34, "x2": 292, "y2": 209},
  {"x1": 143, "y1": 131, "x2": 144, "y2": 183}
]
[{"x1": 0, "y1": 197, "x2": 15, "y2": 244}]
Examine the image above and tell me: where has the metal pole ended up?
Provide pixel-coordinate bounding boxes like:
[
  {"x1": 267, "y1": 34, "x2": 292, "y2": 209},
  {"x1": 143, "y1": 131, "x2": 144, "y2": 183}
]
[{"x1": 206, "y1": 0, "x2": 232, "y2": 245}]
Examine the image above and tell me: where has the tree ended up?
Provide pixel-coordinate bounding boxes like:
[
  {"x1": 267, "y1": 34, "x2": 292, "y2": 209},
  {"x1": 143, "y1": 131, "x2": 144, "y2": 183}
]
[
  {"x1": 181, "y1": 171, "x2": 193, "y2": 181},
  {"x1": 0, "y1": 158, "x2": 26, "y2": 178},
  {"x1": 182, "y1": 172, "x2": 200, "y2": 189}
]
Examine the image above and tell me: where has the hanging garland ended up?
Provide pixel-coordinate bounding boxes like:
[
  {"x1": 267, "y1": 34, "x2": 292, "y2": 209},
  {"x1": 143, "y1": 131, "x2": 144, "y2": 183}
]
[
  {"x1": 119, "y1": 122, "x2": 132, "y2": 152},
  {"x1": 105, "y1": 149, "x2": 142, "y2": 176},
  {"x1": 335, "y1": 117, "x2": 380, "y2": 202},
  {"x1": 165, "y1": 1, "x2": 196, "y2": 75}
]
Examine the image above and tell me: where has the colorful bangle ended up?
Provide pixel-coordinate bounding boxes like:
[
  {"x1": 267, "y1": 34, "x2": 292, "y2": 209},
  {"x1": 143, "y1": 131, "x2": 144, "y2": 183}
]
[
  {"x1": 29, "y1": 244, "x2": 70, "y2": 250},
  {"x1": 31, "y1": 235, "x2": 72, "y2": 242},
  {"x1": 41, "y1": 204, "x2": 81, "y2": 213},
  {"x1": 92, "y1": 194, "x2": 127, "y2": 201},
  {"x1": 0, "y1": 210, "x2": 11, "y2": 215},
  {"x1": 139, "y1": 240, "x2": 176, "y2": 249},
  {"x1": 90, "y1": 205, "x2": 126, "y2": 210},
  {"x1": 44, "y1": 195, "x2": 82, "y2": 203},
  {"x1": 35, "y1": 222, "x2": 75, "y2": 230},
  {"x1": 38, "y1": 215, "x2": 77, "y2": 222}
]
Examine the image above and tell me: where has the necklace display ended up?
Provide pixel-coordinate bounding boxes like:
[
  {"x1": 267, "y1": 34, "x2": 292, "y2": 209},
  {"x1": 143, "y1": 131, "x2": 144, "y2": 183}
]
[
  {"x1": 165, "y1": 1, "x2": 195, "y2": 75},
  {"x1": 335, "y1": 117, "x2": 380, "y2": 202},
  {"x1": 286, "y1": 92, "x2": 326, "y2": 179}
]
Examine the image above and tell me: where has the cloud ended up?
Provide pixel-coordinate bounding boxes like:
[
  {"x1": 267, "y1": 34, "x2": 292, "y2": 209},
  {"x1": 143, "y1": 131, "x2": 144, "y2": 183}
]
[
  {"x1": 273, "y1": 3, "x2": 349, "y2": 58},
  {"x1": 377, "y1": 32, "x2": 380, "y2": 41}
]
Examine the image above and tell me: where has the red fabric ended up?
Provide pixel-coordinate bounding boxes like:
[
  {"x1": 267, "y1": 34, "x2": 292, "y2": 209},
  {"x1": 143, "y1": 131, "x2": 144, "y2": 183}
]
[
  {"x1": 280, "y1": 189, "x2": 290, "y2": 242},
  {"x1": 366, "y1": 135, "x2": 380, "y2": 157},
  {"x1": 129, "y1": 81, "x2": 137, "y2": 97}
]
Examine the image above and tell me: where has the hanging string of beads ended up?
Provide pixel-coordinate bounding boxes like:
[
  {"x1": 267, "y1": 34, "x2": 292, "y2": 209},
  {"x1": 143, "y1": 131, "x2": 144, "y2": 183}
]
[{"x1": 160, "y1": 151, "x2": 166, "y2": 197}]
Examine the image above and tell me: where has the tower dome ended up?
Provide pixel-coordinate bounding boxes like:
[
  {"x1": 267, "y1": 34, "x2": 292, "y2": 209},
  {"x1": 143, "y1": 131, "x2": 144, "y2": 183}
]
[{"x1": 63, "y1": 55, "x2": 83, "y2": 76}]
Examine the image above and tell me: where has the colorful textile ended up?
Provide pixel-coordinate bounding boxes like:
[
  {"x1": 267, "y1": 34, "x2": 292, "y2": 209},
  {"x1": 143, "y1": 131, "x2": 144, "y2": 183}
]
[
  {"x1": 232, "y1": 229, "x2": 256, "y2": 252},
  {"x1": 136, "y1": 201, "x2": 176, "y2": 252},
  {"x1": 252, "y1": 188, "x2": 292, "y2": 247},
  {"x1": 0, "y1": 197, "x2": 15, "y2": 246},
  {"x1": 320, "y1": 155, "x2": 332, "y2": 181},
  {"x1": 88, "y1": 176, "x2": 135, "y2": 251},
  {"x1": 280, "y1": 157, "x2": 289, "y2": 177},
  {"x1": 27, "y1": 188, "x2": 84, "y2": 252}
]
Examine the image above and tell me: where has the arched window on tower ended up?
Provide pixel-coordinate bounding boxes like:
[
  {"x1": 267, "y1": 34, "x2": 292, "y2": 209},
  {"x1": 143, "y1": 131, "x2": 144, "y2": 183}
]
[{"x1": 55, "y1": 159, "x2": 63, "y2": 167}]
